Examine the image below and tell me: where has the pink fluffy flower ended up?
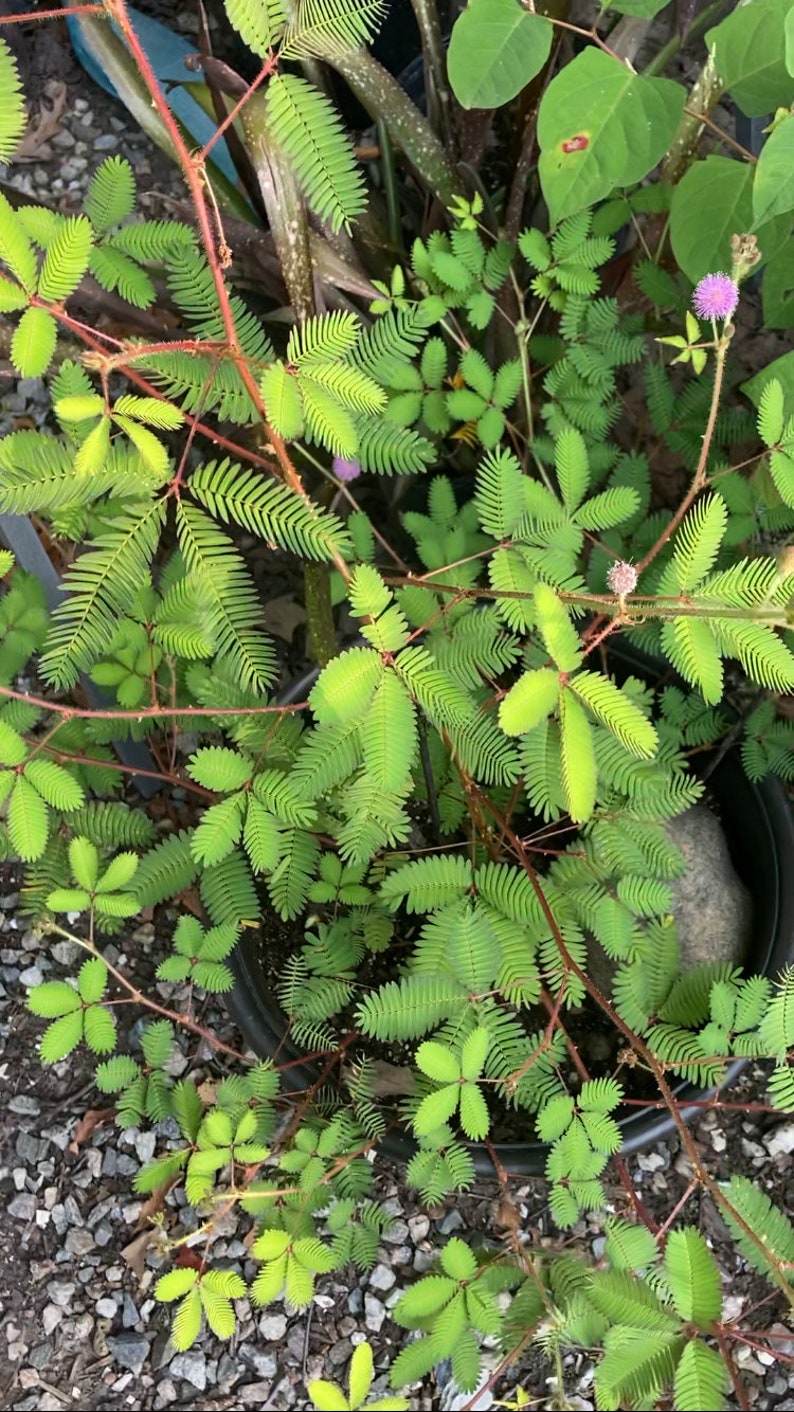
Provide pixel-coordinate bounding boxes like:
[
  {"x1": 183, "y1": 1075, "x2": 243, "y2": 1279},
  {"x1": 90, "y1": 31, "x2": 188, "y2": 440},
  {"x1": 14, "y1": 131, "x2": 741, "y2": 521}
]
[
  {"x1": 692, "y1": 273, "x2": 739, "y2": 321},
  {"x1": 607, "y1": 560, "x2": 638, "y2": 597},
  {"x1": 333, "y1": 457, "x2": 361, "y2": 482}
]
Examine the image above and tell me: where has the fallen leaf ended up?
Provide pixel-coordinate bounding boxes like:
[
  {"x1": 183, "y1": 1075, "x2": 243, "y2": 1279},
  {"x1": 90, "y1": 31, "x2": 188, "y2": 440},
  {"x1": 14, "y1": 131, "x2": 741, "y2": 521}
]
[
  {"x1": 197, "y1": 1078, "x2": 218, "y2": 1105},
  {"x1": 136, "y1": 1179, "x2": 176, "y2": 1231},
  {"x1": 120, "y1": 1229, "x2": 155, "y2": 1280},
  {"x1": 15, "y1": 83, "x2": 67, "y2": 161},
  {"x1": 68, "y1": 1107, "x2": 113, "y2": 1153}
]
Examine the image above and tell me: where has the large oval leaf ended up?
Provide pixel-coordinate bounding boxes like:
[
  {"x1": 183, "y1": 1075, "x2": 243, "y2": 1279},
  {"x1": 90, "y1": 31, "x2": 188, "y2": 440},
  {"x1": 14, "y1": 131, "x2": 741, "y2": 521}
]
[
  {"x1": 448, "y1": 0, "x2": 552, "y2": 110},
  {"x1": 707, "y1": 0, "x2": 794, "y2": 117},
  {"x1": 670, "y1": 155, "x2": 788, "y2": 284},
  {"x1": 537, "y1": 49, "x2": 684, "y2": 224}
]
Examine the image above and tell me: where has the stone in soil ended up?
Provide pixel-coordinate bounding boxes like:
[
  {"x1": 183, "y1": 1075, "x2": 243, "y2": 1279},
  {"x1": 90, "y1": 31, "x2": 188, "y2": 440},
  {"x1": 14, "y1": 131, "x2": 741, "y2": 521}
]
[
  {"x1": 170, "y1": 1349, "x2": 208, "y2": 1390},
  {"x1": 108, "y1": 1331, "x2": 150, "y2": 1375}
]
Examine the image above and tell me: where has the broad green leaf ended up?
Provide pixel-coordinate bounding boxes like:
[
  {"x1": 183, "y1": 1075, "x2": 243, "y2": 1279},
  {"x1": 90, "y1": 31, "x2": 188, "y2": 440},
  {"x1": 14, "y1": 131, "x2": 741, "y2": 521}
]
[
  {"x1": 607, "y1": 0, "x2": 670, "y2": 12},
  {"x1": 670, "y1": 155, "x2": 788, "y2": 285},
  {"x1": 752, "y1": 116, "x2": 794, "y2": 225},
  {"x1": 499, "y1": 667, "x2": 560, "y2": 736},
  {"x1": 743, "y1": 350, "x2": 794, "y2": 416},
  {"x1": 559, "y1": 688, "x2": 596, "y2": 823},
  {"x1": 708, "y1": 0, "x2": 794, "y2": 116},
  {"x1": 762, "y1": 241, "x2": 794, "y2": 328},
  {"x1": 537, "y1": 49, "x2": 684, "y2": 223},
  {"x1": 448, "y1": 0, "x2": 553, "y2": 110}
]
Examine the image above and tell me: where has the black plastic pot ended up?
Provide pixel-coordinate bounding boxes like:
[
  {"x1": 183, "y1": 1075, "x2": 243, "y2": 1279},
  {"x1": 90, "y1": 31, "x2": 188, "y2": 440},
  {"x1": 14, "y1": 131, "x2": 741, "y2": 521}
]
[{"x1": 226, "y1": 649, "x2": 794, "y2": 1177}]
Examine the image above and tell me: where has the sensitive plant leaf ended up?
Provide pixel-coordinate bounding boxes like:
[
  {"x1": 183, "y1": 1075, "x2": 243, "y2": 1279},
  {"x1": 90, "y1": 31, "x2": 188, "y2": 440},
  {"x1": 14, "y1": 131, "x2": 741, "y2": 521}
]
[
  {"x1": 664, "y1": 1228, "x2": 721, "y2": 1328},
  {"x1": 416, "y1": 1040, "x2": 460, "y2": 1085},
  {"x1": 11, "y1": 306, "x2": 57, "y2": 378},
  {"x1": 559, "y1": 688, "x2": 596, "y2": 822},
  {"x1": 674, "y1": 1339, "x2": 728, "y2": 1412},
  {"x1": 499, "y1": 667, "x2": 560, "y2": 736},
  {"x1": 533, "y1": 582, "x2": 582, "y2": 672}
]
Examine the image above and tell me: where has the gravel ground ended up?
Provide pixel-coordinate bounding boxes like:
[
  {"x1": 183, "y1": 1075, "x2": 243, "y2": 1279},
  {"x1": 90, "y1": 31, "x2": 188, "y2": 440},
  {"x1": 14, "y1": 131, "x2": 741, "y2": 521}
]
[
  {"x1": 1, "y1": 883, "x2": 794, "y2": 1411},
  {"x1": 1, "y1": 20, "x2": 794, "y2": 1412}
]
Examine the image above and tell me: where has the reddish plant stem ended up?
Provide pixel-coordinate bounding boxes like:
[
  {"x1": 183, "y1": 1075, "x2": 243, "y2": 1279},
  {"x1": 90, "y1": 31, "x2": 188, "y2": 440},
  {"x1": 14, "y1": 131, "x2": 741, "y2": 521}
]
[
  {"x1": 0, "y1": 678, "x2": 307, "y2": 720},
  {"x1": 105, "y1": 0, "x2": 350, "y2": 579},
  {"x1": 199, "y1": 55, "x2": 278, "y2": 160},
  {"x1": 655, "y1": 1177, "x2": 698, "y2": 1240},
  {"x1": 44, "y1": 743, "x2": 214, "y2": 798},
  {"x1": 635, "y1": 339, "x2": 729, "y2": 575},
  {"x1": 715, "y1": 1326, "x2": 751, "y2": 1412},
  {"x1": 0, "y1": 3, "x2": 102, "y2": 18},
  {"x1": 34, "y1": 298, "x2": 284, "y2": 478}
]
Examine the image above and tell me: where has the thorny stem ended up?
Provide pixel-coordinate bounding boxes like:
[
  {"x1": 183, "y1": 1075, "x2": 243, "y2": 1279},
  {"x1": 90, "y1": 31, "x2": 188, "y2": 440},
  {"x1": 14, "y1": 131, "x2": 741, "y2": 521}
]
[
  {"x1": 636, "y1": 332, "x2": 730, "y2": 574},
  {"x1": 0, "y1": 679, "x2": 307, "y2": 720},
  {"x1": 48, "y1": 923, "x2": 253, "y2": 1064},
  {"x1": 198, "y1": 55, "x2": 278, "y2": 161},
  {"x1": 0, "y1": 4, "x2": 102, "y2": 18},
  {"x1": 477, "y1": 795, "x2": 794, "y2": 1306},
  {"x1": 104, "y1": 0, "x2": 350, "y2": 584}
]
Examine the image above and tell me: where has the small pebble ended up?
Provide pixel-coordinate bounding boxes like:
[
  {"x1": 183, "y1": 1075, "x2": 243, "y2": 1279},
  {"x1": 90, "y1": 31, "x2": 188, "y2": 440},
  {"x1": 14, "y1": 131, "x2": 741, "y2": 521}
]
[{"x1": 170, "y1": 1350, "x2": 208, "y2": 1391}]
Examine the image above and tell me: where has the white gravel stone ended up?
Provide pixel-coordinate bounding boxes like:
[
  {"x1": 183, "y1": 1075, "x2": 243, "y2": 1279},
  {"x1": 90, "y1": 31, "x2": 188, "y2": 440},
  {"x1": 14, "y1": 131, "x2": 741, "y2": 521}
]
[
  {"x1": 369, "y1": 1263, "x2": 397, "y2": 1292},
  {"x1": 364, "y1": 1293, "x2": 386, "y2": 1332},
  {"x1": 170, "y1": 1351, "x2": 207, "y2": 1390},
  {"x1": 258, "y1": 1313, "x2": 287, "y2": 1340}
]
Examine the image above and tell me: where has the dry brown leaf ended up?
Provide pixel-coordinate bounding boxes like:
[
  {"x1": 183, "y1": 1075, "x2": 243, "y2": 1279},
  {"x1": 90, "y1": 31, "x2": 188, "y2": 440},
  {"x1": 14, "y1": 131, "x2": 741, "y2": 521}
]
[
  {"x1": 15, "y1": 83, "x2": 67, "y2": 161},
  {"x1": 136, "y1": 1180, "x2": 176, "y2": 1231},
  {"x1": 120, "y1": 1229, "x2": 155, "y2": 1281},
  {"x1": 197, "y1": 1078, "x2": 218, "y2": 1105},
  {"x1": 68, "y1": 1107, "x2": 113, "y2": 1153}
]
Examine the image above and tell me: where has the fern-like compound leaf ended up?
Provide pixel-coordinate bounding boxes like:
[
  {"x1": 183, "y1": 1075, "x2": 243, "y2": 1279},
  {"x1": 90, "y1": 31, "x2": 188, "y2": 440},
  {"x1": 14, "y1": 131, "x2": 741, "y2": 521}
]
[
  {"x1": 189, "y1": 460, "x2": 351, "y2": 562},
  {"x1": 265, "y1": 74, "x2": 366, "y2": 233},
  {"x1": 0, "y1": 37, "x2": 25, "y2": 165}
]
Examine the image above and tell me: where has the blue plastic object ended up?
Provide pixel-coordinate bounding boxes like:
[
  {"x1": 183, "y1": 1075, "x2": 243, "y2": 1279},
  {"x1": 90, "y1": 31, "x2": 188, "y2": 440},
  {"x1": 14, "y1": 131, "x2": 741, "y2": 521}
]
[{"x1": 67, "y1": 6, "x2": 240, "y2": 186}]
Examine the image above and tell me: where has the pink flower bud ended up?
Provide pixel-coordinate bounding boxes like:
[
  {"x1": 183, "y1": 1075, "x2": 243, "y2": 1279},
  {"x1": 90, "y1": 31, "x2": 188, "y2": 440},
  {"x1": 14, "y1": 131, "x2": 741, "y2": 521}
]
[
  {"x1": 333, "y1": 457, "x2": 361, "y2": 482},
  {"x1": 607, "y1": 560, "x2": 638, "y2": 597}
]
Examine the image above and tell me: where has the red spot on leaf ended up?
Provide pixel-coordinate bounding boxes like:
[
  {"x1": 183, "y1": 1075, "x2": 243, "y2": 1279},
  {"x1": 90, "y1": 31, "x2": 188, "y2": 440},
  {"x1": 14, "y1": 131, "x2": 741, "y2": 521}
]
[{"x1": 561, "y1": 134, "x2": 589, "y2": 153}]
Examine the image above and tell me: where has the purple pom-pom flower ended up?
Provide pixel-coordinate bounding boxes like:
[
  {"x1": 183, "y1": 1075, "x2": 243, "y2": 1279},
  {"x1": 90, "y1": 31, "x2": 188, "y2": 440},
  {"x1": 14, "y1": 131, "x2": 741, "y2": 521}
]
[
  {"x1": 607, "y1": 560, "x2": 638, "y2": 597},
  {"x1": 692, "y1": 273, "x2": 739, "y2": 322},
  {"x1": 333, "y1": 457, "x2": 361, "y2": 482}
]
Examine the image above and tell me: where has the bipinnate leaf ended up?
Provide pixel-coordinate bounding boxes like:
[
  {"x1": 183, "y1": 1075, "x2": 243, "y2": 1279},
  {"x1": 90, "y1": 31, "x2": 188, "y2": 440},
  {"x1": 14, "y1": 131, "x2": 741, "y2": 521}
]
[
  {"x1": 664, "y1": 1228, "x2": 721, "y2": 1328},
  {"x1": 674, "y1": 1339, "x2": 728, "y2": 1412},
  {"x1": 416, "y1": 1040, "x2": 459, "y2": 1085},
  {"x1": 569, "y1": 671, "x2": 657, "y2": 758},
  {"x1": 533, "y1": 582, "x2": 581, "y2": 672},
  {"x1": 499, "y1": 667, "x2": 560, "y2": 736},
  {"x1": 559, "y1": 688, "x2": 596, "y2": 822}
]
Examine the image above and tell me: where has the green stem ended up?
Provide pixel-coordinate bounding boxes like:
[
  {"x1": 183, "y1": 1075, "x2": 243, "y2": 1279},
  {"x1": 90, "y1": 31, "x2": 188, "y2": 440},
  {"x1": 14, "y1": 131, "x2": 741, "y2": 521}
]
[
  {"x1": 642, "y1": 0, "x2": 727, "y2": 77},
  {"x1": 304, "y1": 562, "x2": 338, "y2": 667},
  {"x1": 406, "y1": 0, "x2": 453, "y2": 150},
  {"x1": 325, "y1": 47, "x2": 459, "y2": 208},
  {"x1": 662, "y1": 50, "x2": 726, "y2": 187}
]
